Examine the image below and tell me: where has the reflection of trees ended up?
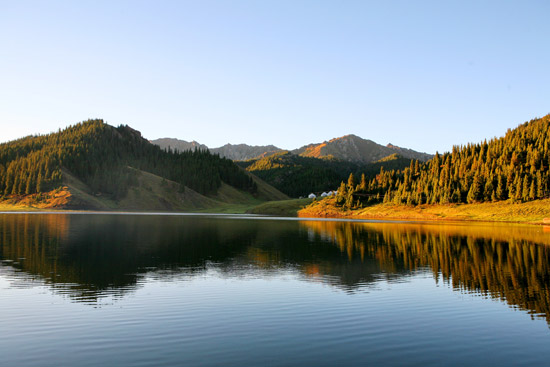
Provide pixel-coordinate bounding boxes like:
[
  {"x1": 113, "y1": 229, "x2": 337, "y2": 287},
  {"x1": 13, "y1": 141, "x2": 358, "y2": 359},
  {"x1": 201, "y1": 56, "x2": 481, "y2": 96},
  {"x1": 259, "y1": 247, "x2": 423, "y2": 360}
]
[
  {"x1": 0, "y1": 214, "x2": 263, "y2": 302},
  {"x1": 301, "y1": 221, "x2": 550, "y2": 323},
  {"x1": 0, "y1": 214, "x2": 412, "y2": 301},
  {"x1": 2, "y1": 214, "x2": 550, "y2": 323},
  {"x1": 0, "y1": 213, "x2": 68, "y2": 281}
]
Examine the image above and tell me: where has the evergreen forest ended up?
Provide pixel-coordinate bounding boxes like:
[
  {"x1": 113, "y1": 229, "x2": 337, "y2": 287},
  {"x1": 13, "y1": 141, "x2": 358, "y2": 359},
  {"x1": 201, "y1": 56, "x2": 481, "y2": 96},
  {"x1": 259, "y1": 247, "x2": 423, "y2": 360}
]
[
  {"x1": 238, "y1": 151, "x2": 413, "y2": 197},
  {"x1": 0, "y1": 120, "x2": 257, "y2": 199},
  {"x1": 335, "y1": 115, "x2": 550, "y2": 209}
]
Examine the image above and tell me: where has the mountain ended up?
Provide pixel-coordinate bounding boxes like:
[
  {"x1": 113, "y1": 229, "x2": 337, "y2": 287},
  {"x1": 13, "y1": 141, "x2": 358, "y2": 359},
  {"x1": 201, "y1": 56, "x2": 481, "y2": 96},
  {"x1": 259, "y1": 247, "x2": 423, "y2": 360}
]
[
  {"x1": 150, "y1": 138, "x2": 208, "y2": 152},
  {"x1": 385, "y1": 143, "x2": 432, "y2": 161},
  {"x1": 151, "y1": 134, "x2": 431, "y2": 163},
  {"x1": 151, "y1": 138, "x2": 283, "y2": 160},
  {"x1": 292, "y1": 134, "x2": 432, "y2": 163},
  {"x1": 150, "y1": 134, "x2": 429, "y2": 197},
  {"x1": 0, "y1": 120, "x2": 287, "y2": 210},
  {"x1": 210, "y1": 144, "x2": 283, "y2": 161}
]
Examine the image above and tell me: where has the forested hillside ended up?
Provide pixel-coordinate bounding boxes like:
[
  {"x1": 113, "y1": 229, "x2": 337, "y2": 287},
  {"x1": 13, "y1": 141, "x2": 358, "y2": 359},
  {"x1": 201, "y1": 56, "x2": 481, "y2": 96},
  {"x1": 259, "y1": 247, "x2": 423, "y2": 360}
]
[
  {"x1": 0, "y1": 120, "x2": 257, "y2": 200},
  {"x1": 334, "y1": 115, "x2": 550, "y2": 208},
  {"x1": 238, "y1": 151, "x2": 413, "y2": 197}
]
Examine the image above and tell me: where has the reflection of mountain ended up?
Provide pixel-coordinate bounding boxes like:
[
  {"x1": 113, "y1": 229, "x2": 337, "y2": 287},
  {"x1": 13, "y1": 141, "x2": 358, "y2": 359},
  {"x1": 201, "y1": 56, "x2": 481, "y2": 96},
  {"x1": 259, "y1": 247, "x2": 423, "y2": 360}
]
[{"x1": 1, "y1": 214, "x2": 550, "y2": 324}]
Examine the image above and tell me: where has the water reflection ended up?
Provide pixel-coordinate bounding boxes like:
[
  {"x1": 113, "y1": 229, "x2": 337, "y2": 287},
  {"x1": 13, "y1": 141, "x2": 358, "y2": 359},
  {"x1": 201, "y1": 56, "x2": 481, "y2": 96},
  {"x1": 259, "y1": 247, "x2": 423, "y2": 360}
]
[
  {"x1": 1, "y1": 214, "x2": 550, "y2": 323},
  {"x1": 303, "y1": 220, "x2": 550, "y2": 322}
]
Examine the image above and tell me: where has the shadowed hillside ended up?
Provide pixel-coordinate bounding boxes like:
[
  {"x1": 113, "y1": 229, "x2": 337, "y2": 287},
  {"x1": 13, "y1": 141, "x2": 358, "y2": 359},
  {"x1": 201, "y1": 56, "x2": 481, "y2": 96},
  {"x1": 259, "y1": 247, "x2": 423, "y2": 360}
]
[
  {"x1": 0, "y1": 120, "x2": 287, "y2": 210},
  {"x1": 238, "y1": 151, "x2": 413, "y2": 197}
]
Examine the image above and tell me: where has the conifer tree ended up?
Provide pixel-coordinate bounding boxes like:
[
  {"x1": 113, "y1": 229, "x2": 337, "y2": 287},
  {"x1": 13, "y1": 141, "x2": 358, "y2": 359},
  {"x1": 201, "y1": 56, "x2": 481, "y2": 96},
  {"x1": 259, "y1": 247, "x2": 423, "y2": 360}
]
[
  {"x1": 467, "y1": 174, "x2": 482, "y2": 203},
  {"x1": 347, "y1": 173, "x2": 356, "y2": 189},
  {"x1": 358, "y1": 173, "x2": 367, "y2": 191}
]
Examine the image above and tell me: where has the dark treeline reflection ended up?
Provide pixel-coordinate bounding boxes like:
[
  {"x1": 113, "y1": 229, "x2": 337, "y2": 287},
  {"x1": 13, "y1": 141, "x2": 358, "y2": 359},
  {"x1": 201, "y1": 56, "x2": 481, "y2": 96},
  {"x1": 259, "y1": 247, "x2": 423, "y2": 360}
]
[
  {"x1": 303, "y1": 221, "x2": 550, "y2": 323},
  {"x1": 1, "y1": 214, "x2": 550, "y2": 323}
]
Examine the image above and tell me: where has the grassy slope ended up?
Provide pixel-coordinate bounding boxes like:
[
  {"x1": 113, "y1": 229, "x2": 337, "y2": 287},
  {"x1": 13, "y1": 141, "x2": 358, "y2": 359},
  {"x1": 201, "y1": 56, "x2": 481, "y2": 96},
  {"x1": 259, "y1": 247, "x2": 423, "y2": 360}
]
[
  {"x1": 0, "y1": 167, "x2": 289, "y2": 213},
  {"x1": 246, "y1": 198, "x2": 313, "y2": 217},
  {"x1": 246, "y1": 171, "x2": 289, "y2": 202},
  {"x1": 298, "y1": 197, "x2": 550, "y2": 224},
  {"x1": 0, "y1": 188, "x2": 73, "y2": 211}
]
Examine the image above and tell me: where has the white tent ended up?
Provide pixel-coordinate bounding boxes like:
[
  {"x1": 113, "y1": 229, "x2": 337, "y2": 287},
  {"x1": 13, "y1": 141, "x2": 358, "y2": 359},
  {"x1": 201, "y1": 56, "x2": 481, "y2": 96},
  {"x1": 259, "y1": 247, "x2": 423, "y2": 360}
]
[{"x1": 308, "y1": 193, "x2": 316, "y2": 199}]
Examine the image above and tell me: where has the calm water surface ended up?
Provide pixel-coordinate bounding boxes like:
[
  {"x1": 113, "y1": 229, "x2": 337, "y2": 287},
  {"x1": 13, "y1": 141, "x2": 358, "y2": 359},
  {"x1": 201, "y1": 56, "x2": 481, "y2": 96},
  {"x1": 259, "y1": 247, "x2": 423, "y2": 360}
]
[{"x1": 1, "y1": 213, "x2": 550, "y2": 366}]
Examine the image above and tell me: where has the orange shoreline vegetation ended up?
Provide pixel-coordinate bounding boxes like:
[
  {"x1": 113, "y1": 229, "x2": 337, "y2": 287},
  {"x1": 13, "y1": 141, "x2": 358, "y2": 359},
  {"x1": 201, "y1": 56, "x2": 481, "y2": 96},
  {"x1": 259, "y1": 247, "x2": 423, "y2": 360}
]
[
  {"x1": 0, "y1": 187, "x2": 72, "y2": 210},
  {"x1": 298, "y1": 197, "x2": 550, "y2": 225},
  {"x1": 2, "y1": 190, "x2": 550, "y2": 228}
]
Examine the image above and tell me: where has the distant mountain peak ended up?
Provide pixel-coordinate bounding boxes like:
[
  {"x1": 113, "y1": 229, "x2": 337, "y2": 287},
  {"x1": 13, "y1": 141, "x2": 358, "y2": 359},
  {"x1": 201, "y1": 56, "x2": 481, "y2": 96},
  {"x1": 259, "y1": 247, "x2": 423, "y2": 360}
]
[
  {"x1": 150, "y1": 138, "x2": 208, "y2": 152},
  {"x1": 293, "y1": 135, "x2": 432, "y2": 163},
  {"x1": 211, "y1": 144, "x2": 282, "y2": 161}
]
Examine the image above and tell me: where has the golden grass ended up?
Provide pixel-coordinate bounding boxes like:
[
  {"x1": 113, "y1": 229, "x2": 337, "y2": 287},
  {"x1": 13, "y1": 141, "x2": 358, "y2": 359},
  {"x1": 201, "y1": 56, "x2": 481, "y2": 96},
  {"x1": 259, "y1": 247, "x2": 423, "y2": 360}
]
[
  {"x1": 0, "y1": 188, "x2": 72, "y2": 211},
  {"x1": 299, "y1": 197, "x2": 550, "y2": 225}
]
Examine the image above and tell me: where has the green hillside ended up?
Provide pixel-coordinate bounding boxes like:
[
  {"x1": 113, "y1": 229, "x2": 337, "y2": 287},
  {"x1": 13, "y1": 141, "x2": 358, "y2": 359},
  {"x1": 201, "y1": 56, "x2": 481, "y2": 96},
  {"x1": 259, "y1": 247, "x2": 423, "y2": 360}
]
[
  {"x1": 332, "y1": 115, "x2": 550, "y2": 209},
  {"x1": 238, "y1": 151, "x2": 413, "y2": 197},
  {"x1": 0, "y1": 120, "x2": 287, "y2": 210}
]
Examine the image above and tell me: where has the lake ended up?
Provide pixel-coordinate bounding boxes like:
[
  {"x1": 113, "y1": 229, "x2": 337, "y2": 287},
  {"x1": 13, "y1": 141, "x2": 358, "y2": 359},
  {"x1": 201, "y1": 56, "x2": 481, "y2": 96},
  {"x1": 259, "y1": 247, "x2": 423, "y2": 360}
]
[{"x1": 1, "y1": 213, "x2": 550, "y2": 366}]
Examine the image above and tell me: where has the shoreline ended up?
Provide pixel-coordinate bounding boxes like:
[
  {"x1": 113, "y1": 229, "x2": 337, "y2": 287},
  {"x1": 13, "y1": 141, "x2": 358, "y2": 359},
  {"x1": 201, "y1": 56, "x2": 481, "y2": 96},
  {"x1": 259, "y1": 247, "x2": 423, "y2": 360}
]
[
  {"x1": 297, "y1": 211, "x2": 548, "y2": 226},
  {"x1": 2, "y1": 197, "x2": 550, "y2": 227},
  {"x1": 297, "y1": 198, "x2": 550, "y2": 226}
]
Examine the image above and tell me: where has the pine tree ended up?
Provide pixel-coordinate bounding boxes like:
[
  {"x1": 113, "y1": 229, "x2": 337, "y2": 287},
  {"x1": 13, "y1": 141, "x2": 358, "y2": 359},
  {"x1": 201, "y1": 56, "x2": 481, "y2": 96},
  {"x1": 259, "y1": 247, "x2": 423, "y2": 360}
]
[
  {"x1": 495, "y1": 175, "x2": 505, "y2": 200},
  {"x1": 36, "y1": 173, "x2": 43, "y2": 193},
  {"x1": 347, "y1": 173, "x2": 356, "y2": 189},
  {"x1": 536, "y1": 172, "x2": 544, "y2": 198},
  {"x1": 358, "y1": 173, "x2": 367, "y2": 191},
  {"x1": 529, "y1": 180, "x2": 536, "y2": 200},
  {"x1": 336, "y1": 181, "x2": 347, "y2": 204},
  {"x1": 467, "y1": 174, "x2": 482, "y2": 203},
  {"x1": 522, "y1": 176, "x2": 530, "y2": 202}
]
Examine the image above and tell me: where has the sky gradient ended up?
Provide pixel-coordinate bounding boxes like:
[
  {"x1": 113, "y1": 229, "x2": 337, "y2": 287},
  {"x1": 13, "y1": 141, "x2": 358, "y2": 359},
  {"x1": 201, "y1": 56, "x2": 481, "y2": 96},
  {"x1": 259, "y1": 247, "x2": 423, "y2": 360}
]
[{"x1": 1, "y1": 0, "x2": 549, "y2": 153}]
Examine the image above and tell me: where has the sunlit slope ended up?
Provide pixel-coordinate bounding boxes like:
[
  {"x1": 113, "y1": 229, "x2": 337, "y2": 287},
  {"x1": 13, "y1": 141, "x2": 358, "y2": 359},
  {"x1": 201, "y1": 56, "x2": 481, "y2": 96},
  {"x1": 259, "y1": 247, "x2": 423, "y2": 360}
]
[{"x1": 299, "y1": 196, "x2": 550, "y2": 224}]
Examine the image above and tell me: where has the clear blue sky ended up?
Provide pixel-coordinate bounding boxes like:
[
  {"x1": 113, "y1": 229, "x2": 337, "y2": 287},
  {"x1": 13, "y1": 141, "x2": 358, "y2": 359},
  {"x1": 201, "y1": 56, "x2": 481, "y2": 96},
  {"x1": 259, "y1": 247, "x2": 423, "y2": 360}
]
[{"x1": 1, "y1": 0, "x2": 548, "y2": 153}]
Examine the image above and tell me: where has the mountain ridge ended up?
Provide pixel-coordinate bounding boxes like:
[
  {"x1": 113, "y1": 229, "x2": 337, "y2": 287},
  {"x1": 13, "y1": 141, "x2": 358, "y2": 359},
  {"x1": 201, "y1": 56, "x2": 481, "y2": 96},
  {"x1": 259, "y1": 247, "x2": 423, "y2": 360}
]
[
  {"x1": 151, "y1": 134, "x2": 432, "y2": 163},
  {"x1": 211, "y1": 143, "x2": 282, "y2": 161},
  {"x1": 150, "y1": 138, "x2": 208, "y2": 152},
  {"x1": 292, "y1": 134, "x2": 432, "y2": 163}
]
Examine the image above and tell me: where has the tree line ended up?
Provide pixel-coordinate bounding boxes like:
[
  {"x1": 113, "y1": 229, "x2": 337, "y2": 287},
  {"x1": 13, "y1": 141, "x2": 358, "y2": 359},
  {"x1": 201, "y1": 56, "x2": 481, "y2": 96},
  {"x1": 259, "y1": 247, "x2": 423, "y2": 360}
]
[{"x1": 336, "y1": 115, "x2": 550, "y2": 208}]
